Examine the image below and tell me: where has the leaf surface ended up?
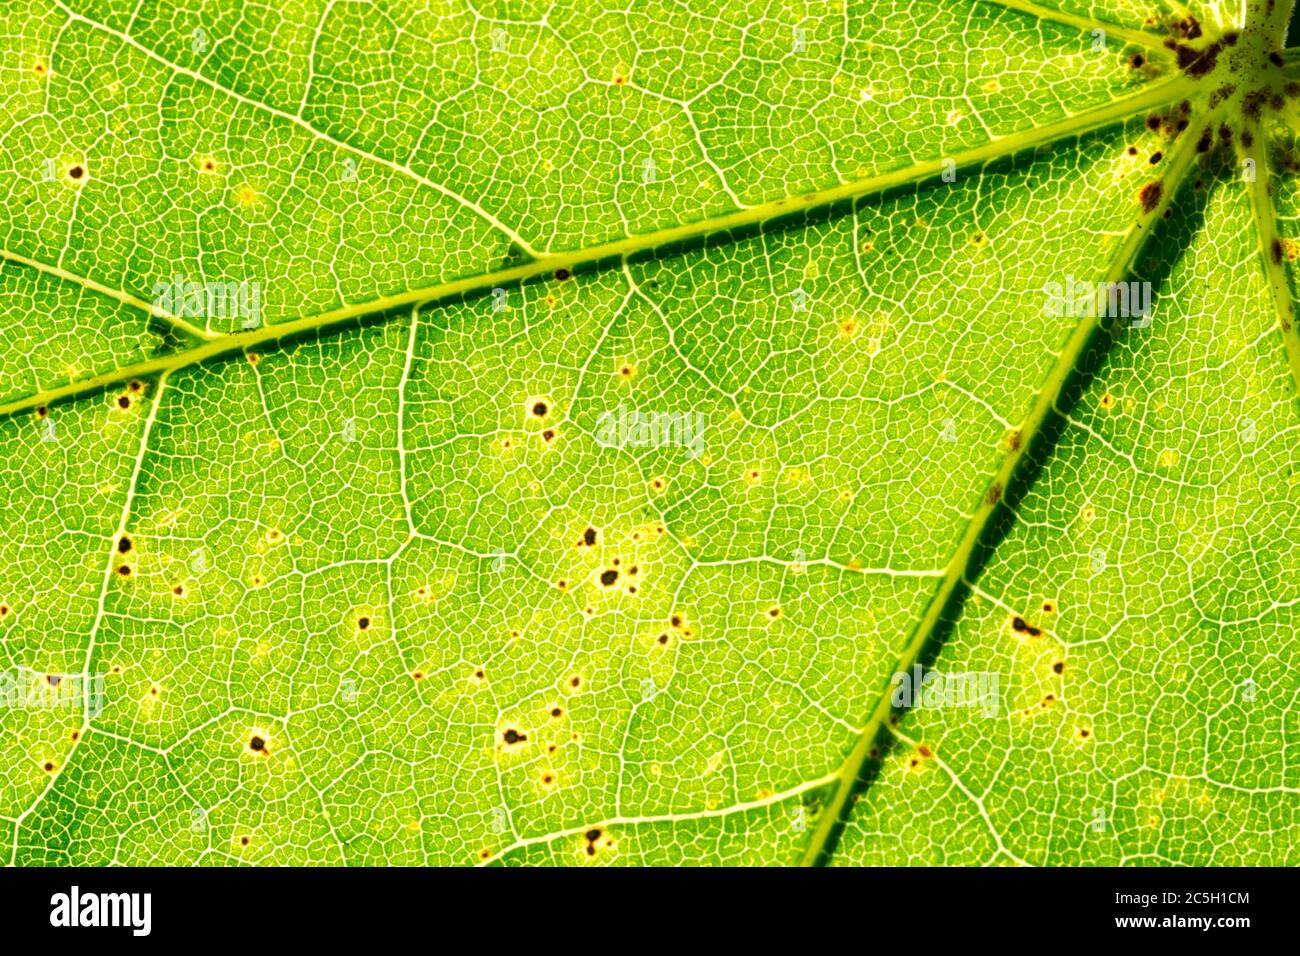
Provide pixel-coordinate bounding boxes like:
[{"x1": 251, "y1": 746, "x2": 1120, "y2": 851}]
[{"x1": 1, "y1": 0, "x2": 1297, "y2": 865}]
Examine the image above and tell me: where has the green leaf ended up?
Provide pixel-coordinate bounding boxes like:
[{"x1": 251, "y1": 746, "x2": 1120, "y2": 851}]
[{"x1": 1, "y1": 0, "x2": 1296, "y2": 866}]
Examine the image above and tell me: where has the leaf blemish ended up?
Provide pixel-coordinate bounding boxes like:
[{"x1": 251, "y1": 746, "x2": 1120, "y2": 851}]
[
  {"x1": 1011, "y1": 615, "x2": 1043, "y2": 637},
  {"x1": 582, "y1": 827, "x2": 613, "y2": 857},
  {"x1": 1138, "y1": 181, "x2": 1163, "y2": 213}
]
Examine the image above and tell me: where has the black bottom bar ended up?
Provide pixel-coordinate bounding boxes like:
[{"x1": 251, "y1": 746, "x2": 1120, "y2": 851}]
[{"x1": 0, "y1": 865, "x2": 1281, "y2": 943}]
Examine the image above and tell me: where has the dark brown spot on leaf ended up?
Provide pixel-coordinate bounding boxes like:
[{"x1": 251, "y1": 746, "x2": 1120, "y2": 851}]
[
  {"x1": 1011, "y1": 616, "x2": 1043, "y2": 637},
  {"x1": 1139, "y1": 181, "x2": 1163, "y2": 213}
]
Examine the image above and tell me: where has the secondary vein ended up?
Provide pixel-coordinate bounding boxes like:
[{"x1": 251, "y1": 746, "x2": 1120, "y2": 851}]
[
  {"x1": 0, "y1": 248, "x2": 217, "y2": 342},
  {"x1": 976, "y1": 0, "x2": 1177, "y2": 54},
  {"x1": 0, "y1": 75, "x2": 1195, "y2": 420},
  {"x1": 1243, "y1": 121, "x2": 1300, "y2": 403},
  {"x1": 798, "y1": 112, "x2": 1211, "y2": 866}
]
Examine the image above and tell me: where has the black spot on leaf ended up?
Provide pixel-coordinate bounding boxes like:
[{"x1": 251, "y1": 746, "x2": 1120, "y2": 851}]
[{"x1": 1012, "y1": 616, "x2": 1043, "y2": 637}]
